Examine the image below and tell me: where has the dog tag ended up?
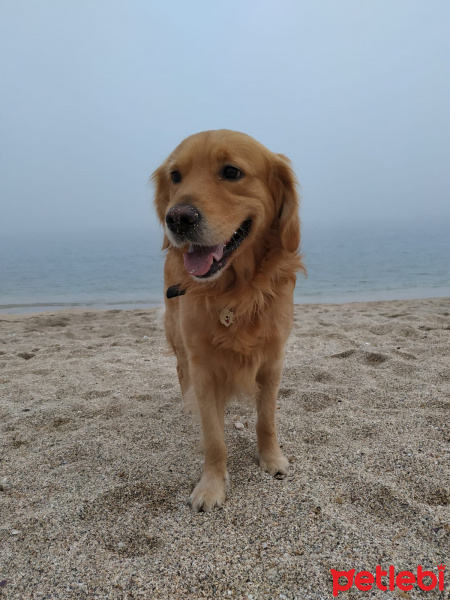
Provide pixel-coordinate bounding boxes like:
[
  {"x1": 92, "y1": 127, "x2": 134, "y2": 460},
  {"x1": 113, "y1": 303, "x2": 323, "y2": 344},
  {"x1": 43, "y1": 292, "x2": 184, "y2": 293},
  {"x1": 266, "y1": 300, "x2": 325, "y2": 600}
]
[{"x1": 219, "y1": 308, "x2": 234, "y2": 327}]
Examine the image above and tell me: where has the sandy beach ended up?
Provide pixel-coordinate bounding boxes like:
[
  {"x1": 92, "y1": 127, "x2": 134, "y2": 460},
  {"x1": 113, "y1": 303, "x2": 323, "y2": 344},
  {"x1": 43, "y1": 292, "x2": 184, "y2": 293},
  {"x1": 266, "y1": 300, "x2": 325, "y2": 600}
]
[{"x1": 0, "y1": 298, "x2": 449, "y2": 599}]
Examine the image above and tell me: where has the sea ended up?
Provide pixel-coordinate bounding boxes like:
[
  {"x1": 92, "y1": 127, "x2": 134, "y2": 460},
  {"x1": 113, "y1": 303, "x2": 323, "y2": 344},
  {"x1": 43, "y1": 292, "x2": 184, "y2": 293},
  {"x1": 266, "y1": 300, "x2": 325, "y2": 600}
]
[{"x1": 1, "y1": 221, "x2": 449, "y2": 314}]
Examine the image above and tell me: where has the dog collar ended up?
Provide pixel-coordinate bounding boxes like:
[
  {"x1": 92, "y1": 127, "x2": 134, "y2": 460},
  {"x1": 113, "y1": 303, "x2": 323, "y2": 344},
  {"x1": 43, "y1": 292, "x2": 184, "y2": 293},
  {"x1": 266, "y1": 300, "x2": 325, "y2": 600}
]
[
  {"x1": 166, "y1": 284, "x2": 186, "y2": 299},
  {"x1": 166, "y1": 284, "x2": 234, "y2": 327}
]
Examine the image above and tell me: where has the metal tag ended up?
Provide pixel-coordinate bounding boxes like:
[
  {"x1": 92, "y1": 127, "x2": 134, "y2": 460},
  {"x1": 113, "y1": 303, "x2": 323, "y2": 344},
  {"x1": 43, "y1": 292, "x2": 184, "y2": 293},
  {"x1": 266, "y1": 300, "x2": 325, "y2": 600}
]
[{"x1": 219, "y1": 308, "x2": 235, "y2": 327}]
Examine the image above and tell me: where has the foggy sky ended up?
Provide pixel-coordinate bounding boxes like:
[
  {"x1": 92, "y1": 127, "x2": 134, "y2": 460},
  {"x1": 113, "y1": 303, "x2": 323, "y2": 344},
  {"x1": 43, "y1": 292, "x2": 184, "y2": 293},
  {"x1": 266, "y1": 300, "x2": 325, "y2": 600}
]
[{"x1": 1, "y1": 0, "x2": 449, "y2": 239}]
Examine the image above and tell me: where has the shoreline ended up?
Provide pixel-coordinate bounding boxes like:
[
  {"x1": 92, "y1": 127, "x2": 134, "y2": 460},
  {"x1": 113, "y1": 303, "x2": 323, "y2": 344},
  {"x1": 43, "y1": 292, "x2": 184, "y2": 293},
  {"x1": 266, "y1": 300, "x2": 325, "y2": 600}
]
[{"x1": 2, "y1": 286, "x2": 450, "y2": 315}]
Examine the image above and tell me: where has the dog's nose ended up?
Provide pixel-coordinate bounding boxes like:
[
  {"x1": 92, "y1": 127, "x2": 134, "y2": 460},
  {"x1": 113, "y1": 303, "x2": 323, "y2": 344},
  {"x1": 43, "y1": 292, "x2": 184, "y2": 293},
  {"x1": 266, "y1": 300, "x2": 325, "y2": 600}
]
[{"x1": 165, "y1": 204, "x2": 201, "y2": 235}]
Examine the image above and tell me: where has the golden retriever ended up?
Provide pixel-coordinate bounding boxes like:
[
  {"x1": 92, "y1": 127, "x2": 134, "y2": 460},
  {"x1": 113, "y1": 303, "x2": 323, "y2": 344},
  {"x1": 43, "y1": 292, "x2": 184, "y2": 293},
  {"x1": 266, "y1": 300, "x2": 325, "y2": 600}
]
[{"x1": 152, "y1": 130, "x2": 304, "y2": 511}]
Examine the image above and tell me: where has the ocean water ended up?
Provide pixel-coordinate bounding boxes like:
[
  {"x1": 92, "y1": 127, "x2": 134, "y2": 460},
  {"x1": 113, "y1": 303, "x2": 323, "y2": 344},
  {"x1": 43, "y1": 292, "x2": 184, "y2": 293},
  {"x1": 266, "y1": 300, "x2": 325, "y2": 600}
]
[{"x1": 1, "y1": 222, "x2": 449, "y2": 314}]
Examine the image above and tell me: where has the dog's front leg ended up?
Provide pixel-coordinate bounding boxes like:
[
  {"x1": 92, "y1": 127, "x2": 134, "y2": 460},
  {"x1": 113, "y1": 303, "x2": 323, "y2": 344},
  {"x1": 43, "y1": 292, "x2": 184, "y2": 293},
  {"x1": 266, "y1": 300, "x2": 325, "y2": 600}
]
[
  {"x1": 256, "y1": 360, "x2": 289, "y2": 477},
  {"x1": 188, "y1": 373, "x2": 228, "y2": 512}
]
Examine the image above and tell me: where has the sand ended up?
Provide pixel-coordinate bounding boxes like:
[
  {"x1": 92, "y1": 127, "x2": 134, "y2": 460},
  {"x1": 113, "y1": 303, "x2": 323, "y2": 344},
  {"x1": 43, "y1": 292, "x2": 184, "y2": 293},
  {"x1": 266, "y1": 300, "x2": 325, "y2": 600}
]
[{"x1": 0, "y1": 298, "x2": 449, "y2": 599}]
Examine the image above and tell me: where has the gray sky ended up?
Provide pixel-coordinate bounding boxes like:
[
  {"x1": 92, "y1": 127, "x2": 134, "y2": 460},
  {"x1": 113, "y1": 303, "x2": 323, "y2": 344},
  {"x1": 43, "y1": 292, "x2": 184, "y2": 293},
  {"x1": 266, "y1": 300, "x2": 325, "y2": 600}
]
[{"x1": 1, "y1": 0, "x2": 449, "y2": 238}]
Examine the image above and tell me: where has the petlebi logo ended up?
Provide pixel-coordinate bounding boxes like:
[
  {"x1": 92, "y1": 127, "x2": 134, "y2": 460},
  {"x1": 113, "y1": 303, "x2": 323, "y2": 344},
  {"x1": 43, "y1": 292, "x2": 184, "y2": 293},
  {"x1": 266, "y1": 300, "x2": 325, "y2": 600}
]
[{"x1": 330, "y1": 564, "x2": 446, "y2": 596}]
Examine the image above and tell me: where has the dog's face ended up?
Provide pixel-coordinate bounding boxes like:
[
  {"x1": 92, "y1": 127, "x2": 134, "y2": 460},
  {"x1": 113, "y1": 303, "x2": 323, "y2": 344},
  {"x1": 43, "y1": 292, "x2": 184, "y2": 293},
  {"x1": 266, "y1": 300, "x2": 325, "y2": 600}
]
[{"x1": 152, "y1": 130, "x2": 300, "y2": 281}]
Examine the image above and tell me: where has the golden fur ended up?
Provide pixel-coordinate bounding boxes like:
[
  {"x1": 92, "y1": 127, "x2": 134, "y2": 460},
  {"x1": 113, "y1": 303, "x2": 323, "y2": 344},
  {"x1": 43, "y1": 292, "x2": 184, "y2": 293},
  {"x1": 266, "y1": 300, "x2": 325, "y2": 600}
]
[{"x1": 152, "y1": 130, "x2": 304, "y2": 511}]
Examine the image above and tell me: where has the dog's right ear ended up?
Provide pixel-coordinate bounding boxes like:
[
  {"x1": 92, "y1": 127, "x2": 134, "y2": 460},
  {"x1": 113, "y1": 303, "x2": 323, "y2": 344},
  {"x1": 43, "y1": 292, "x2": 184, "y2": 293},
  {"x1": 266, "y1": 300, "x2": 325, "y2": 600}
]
[
  {"x1": 270, "y1": 154, "x2": 301, "y2": 253},
  {"x1": 151, "y1": 161, "x2": 170, "y2": 250}
]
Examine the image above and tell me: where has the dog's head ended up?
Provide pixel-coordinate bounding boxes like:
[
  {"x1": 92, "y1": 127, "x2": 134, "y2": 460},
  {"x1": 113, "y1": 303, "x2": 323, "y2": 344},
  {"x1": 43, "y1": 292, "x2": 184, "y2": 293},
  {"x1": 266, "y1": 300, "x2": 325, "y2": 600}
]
[{"x1": 152, "y1": 130, "x2": 300, "y2": 281}]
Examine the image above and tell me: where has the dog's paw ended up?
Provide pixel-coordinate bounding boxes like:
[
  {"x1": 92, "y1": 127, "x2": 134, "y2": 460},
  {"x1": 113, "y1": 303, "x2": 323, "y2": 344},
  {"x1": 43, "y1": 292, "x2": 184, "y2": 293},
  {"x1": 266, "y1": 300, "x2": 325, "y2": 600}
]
[
  {"x1": 188, "y1": 471, "x2": 229, "y2": 512},
  {"x1": 258, "y1": 451, "x2": 289, "y2": 478}
]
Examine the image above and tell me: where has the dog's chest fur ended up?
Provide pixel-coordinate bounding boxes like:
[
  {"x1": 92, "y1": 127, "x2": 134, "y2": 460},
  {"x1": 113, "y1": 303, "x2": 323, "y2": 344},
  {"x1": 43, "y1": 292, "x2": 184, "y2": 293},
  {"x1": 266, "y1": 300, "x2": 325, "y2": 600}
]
[{"x1": 177, "y1": 292, "x2": 292, "y2": 359}]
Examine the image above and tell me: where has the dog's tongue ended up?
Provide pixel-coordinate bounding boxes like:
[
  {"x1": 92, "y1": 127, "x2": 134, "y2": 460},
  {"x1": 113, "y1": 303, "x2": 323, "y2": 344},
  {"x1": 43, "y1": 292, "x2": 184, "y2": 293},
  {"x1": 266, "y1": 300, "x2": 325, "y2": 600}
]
[{"x1": 183, "y1": 243, "x2": 225, "y2": 276}]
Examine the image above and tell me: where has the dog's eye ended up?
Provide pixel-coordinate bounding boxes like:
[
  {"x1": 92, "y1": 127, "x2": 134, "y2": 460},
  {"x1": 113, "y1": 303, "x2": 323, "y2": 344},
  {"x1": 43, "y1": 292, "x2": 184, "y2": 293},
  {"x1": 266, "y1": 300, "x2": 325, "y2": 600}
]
[
  {"x1": 222, "y1": 166, "x2": 243, "y2": 181},
  {"x1": 171, "y1": 171, "x2": 182, "y2": 184}
]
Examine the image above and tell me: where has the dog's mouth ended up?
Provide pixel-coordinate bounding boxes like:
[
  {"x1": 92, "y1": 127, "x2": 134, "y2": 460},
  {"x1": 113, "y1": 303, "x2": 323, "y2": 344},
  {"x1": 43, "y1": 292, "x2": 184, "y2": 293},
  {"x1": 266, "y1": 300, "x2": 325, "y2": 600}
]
[{"x1": 183, "y1": 219, "x2": 252, "y2": 279}]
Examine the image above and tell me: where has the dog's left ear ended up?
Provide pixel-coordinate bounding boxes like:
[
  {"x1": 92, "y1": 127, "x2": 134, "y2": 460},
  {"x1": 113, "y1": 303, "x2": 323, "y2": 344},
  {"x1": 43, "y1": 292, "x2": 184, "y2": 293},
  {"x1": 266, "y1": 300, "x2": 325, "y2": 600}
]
[
  {"x1": 271, "y1": 154, "x2": 301, "y2": 252},
  {"x1": 151, "y1": 162, "x2": 169, "y2": 224},
  {"x1": 151, "y1": 161, "x2": 171, "y2": 250}
]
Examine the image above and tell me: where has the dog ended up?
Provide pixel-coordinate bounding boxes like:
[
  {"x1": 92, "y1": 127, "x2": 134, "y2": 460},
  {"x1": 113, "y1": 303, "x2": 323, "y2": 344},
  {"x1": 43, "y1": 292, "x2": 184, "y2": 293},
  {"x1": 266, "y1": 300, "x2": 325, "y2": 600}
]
[{"x1": 152, "y1": 130, "x2": 304, "y2": 511}]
